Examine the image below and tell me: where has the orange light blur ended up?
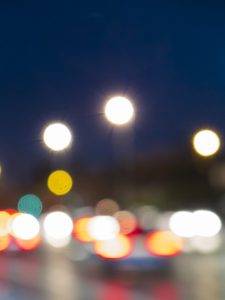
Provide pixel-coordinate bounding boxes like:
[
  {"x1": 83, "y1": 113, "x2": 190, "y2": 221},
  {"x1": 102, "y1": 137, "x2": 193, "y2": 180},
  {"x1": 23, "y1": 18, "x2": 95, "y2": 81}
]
[
  {"x1": 73, "y1": 217, "x2": 93, "y2": 243},
  {"x1": 0, "y1": 235, "x2": 11, "y2": 251},
  {"x1": 0, "y1": 211, "x2": 11, "y2": 236},
  {"x1": 114, "y1": 211, "x2": 137, "y2": 235},
  {"x1": 94, "y1": 234, "x2": 133, "y2": 260},
  {"x1": 145, "y1": 231, "x2": 183, "y2": 257},
  {"x1": 15, "y1": 235, "x2": 41, "y2": 251}
]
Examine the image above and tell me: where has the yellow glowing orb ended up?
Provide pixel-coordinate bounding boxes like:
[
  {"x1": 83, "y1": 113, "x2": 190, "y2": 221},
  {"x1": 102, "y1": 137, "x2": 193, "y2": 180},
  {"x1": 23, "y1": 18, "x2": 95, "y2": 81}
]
[
  {"x1": 47, "y1": 170, "x2": 73, "y2": 195},
  {"x1": 43, "y1": 122, "x2": 72, "y2": 151},
  {"x1": 192, "y1": 129, "x2": 221, "y2": 157},
  {"x1": 104, "y1": 96, "x2": 134, "y2": 125}
]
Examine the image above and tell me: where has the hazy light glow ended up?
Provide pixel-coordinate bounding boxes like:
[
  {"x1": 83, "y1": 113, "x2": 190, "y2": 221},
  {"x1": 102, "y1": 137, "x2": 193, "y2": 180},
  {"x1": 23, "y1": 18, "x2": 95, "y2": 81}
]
[
  {"x1": 193, "y1": 129, "x2": 220, "y2": 157},
  {"x1": 104, "y1": 96, "x2": 134, "y2": 125},
  {"x1": 43, "y1": 211, "x2": 73, "y2": 239},
  {"x1": 87, "y1": 216, "x2": 120, "y2": 241},
  {"x1": 193, "y1": 210, "x2": 222, "y2": 237},
  {"x1": 73, "y1": 217, "x2": 93, "y2": 243},
  {"x1": 145, "y1": 231, "x2": 183, "y2": 257},
  {"x1": 0, "y1": 211, "x2": 11, "y2": 237},
  {"x1": 0, "y1": 235, "x2": 11, "y2": 251},
  {"x1": 45, "y1": 235, "x2": 71, "y2": 248},
  {"x1": 10, "y1": 213, "x2": 40, "y2": 240},
  {"x1": 95, "y1": 199, "x2": 119, "y2": 216},
  {"x1": 94, "y1": 234, "x2": 133, "y2": 259},
  {"x1": 15, "y1": 235, "x2": 41, "y2": 251},
  {"x1": 18, "y1": 194, "x2": 42, "y2": 217},
  {"x1": 47, "y1": 170, "x2": 73, "y2": 195},
  {"x1": 169, "y1": 211, "x2": 195, "y2": 238},
  {"x1": 190, "y1": 235, "x2": 222, "y2": 253},
  {"x1": 114, "y1": 211, "x2": 137, "y2": 235},
  {"x1": 43, "y1": 122, "x2": 72, "y2": 151}
]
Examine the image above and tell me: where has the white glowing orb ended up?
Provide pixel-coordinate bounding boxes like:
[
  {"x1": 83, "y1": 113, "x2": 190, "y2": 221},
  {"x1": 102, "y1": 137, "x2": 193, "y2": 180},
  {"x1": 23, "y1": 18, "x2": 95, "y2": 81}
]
[
  {"x1": 43, "y1": 211, "x2": 73, "y2": 239},
  {"x1": 43, "y1": 122, "x2": 72, "y2": 151},
  {"x1": 169, "y1": 211, "x2": 195, "y2": 238},
  {"x1": 193, "y1": 129, "x2": 220, "y2": 157},
  {"x1": 193, "y1": 210, "x2": 222, "y2": 237},
  {"x1": 104, "y1": 96, "x2": 134, "y2": 125},
  {"x1": 11, "y1": 213, "x2": 40, "y2": 240},
  {"x1": 87, "y1": 216, "x2": 120, "y2": 241}
]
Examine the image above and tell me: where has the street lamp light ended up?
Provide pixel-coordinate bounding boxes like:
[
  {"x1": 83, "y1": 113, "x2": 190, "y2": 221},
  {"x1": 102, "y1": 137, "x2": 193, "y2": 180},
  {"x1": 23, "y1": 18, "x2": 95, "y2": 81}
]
[
  {"x1": 42, "y1": 122, "x2": 72, "y2": 152},
  {"x1": 192, "y1": 129, "x2": 221, "y2": 157},
  {"x1": 104, "y1": 96, "x2": 135, "y2": 126}
]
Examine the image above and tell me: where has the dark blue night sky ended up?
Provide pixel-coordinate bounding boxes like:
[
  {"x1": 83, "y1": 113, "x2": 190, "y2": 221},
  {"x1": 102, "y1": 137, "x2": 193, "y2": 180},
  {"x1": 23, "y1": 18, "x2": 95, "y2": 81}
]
[{"x1": 0, "y1": 0, "x2": 225, "y2": 181}]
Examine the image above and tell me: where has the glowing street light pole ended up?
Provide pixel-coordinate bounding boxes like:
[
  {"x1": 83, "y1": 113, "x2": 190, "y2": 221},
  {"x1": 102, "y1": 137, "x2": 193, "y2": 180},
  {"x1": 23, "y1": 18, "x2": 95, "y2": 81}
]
[{"x1": 104, "y1": 96, "x2": 136, "y2": 203}]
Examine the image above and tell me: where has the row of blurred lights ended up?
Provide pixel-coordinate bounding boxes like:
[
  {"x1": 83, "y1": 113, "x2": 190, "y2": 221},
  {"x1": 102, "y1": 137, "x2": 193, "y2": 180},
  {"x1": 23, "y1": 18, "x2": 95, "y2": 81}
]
[
  {"x1": 41, "y1": 101, "x2": 221, "y2": 158},
  {"x1": 0, "y1": 199, "x2": 222, "y2": 259}
]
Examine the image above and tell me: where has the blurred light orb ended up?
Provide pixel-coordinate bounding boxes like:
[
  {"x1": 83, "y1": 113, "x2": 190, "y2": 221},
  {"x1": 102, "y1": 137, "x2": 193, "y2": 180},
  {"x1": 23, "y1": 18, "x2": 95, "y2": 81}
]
[
  {"x1": 47, "y1": 170, "x2": 73, "y2": 195},
  {"x1": 0, "y1": 235, "x2": 10, "y2": 251},
  {"x1": 43, "y1": 122, "x2": 72, "y2": 151},
  {"x1": 18, "y1": 194, "x2": 42, "y2": 217},
  {"x1": 104, "y1": 96, "x2": 134, "y2": 125},
  {"x1": 192, "y1": 129, "x2": 220, "y2": 157},
  {"x1": 94, "y1": 234, "x2": 133, "y2": 259},
  {"x1": 193, "y1": 210, "x2": 222, "y2": 237},
  {"x1": 145, "y1": 231, "x2": 183, "y2": 257},
  {"x1": 169, "y1": 211, "x2": 195, "y2": 238},
  {"x1": 10, "y1": 213, "x2": 40, "y2": 240},
  {"x1": 73, "y1": 217, "x2": 93, "y2": 243},
  {"x1": 95, "y1": 199, "x2": 119, "y2": 216},
  {"x1": 114, "y1": 211, "x2": 137, "y2": 235},
  {"x1": 15, "y1": 235, "x2": 41, "y2": 251},
  {"x1": 43, "y1": 211, "x2": 73, "y2": 239},
  {"x1": 87, "y1": 216, "x2": 120, "y2": 241},
  {"x1": 0, "y1": 211, "x2": 11, "y2": 237}
]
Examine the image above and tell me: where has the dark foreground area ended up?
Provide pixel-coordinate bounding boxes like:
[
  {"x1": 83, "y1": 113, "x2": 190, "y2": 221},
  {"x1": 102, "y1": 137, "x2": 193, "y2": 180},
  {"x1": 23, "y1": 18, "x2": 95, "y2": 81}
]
[{"x1": 0, "y1": 249, "x2": 224, "y2": 300}]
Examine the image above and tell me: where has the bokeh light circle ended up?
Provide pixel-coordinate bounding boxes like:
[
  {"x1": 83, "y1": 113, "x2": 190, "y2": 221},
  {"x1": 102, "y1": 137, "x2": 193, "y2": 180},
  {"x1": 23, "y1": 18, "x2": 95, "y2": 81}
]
[
  {"x1": 10, "y1": 213, "x2": 40, "y2": 240},
  {"x1": 193, "y1": 210, "x2": 222, "y2": 237},
  {"x1": 145, "y1": 231, "x2": 183, "y2": 257},
  {"x1": 95, "y1": 199, "x2": 119, "y2": 216},
  {"x1": 114, "y1": 211, "x2": 137, "y2": 235},
  {"x1": 18, "y1": 194, "x2": 42, "y2": 217},
  {"x1": 87, "y1": 216, "x2": 120, "y2": 241},
  {"x1": 43, "y1": 122, "x2": 72, "y2": 151},
  {"x1": 104, "y1": 96, "x2": 134, "y2": 125},
  {"x1": 47, "y1": 170, "x2": 73, "y2": 195},
  {"x1": 43, "y1": 211, "x2": 73, "y2": 239},
  {"x1": 169, "y1": 211, "x2": 195, "y2": 238},
  {"x1": 0, "y1": 211, "x2": 11, "y2": 237},
  {"x1": 94, "y1": 234, "x2": 133, "y2": 259},
  {"x1": 73, "y1": 217, "x2": 93, "y2": 243},
  {"x1": 192, "y1": 129, "x2": 220, "y2": 157},
  {"x1": 15, "y1": 235, "x2": 41, "y2": 251},
  {"x1": 0, "y1": 235, "x2": 11, "y2": 251}
]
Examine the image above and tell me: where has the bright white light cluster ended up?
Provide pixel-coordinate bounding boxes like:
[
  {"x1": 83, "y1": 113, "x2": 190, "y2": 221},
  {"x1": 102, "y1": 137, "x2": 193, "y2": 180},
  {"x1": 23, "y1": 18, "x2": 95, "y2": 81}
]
[
  {"x1": 87, "y1": 216, "x2": 120, "y2": 241},
  {"x1": 169, "y1": 210, "x2": 222, "y2": 238}
]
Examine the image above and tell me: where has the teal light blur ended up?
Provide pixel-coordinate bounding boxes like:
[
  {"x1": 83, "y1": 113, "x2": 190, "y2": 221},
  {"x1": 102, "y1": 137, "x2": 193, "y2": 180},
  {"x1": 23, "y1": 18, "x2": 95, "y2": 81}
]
[{"x1": 17, "y1": 194, "x2": 43, "y2": 217}]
